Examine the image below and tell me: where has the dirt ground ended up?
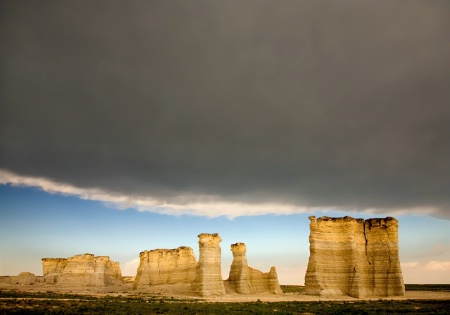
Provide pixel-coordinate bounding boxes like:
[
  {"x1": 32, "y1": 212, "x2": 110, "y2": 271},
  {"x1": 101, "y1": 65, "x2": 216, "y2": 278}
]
[{"x1": 206, "y1": 291, "x2": 450, "y2": 303}]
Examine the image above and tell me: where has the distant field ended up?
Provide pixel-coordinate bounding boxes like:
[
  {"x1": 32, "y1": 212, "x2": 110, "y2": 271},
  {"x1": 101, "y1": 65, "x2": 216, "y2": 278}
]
[
  {"x1": 280, "y1": 285, "x2": 306, "y2": 293},
  {"x1": 281, "y1": 284, "x2": 450, "y2": 293},
  {"x1": 405, "y1": 284, "x2": 450, "y2": 292}
]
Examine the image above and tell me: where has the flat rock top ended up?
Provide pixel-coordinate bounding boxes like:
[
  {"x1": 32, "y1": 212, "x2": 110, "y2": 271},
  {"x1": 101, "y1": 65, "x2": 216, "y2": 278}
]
[
  {"x1": 309, "y1": 216, "x2": 397, "y2": 224},
  {"x1": 197, "y1": 233, "x2": 222, "y2": 246},
  {"x1": 139, "y1": 247, "x2": 194, "y2": 256}
]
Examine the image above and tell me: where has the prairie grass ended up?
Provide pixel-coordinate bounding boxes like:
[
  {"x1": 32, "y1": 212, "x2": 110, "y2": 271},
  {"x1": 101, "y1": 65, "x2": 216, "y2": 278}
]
[{"x1": 1, "y1": 286, "x2": 450, "y2": 314}]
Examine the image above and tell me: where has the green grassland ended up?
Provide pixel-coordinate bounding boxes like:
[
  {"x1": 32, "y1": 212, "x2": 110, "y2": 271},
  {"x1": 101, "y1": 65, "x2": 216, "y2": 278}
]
[{"x1": 1, "y1": 285, "x2": 450, "y2": 314}]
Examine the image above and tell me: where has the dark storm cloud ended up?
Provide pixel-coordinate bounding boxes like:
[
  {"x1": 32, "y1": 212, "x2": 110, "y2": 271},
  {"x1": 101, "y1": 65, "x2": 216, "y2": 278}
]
[{"x1": 1, "y1": 1, "x2": 449, "y2": 216}]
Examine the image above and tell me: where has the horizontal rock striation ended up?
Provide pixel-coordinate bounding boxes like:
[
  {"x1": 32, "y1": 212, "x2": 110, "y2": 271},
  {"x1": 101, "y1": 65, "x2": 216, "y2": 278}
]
[
  {"x1": 42, "y1": 258, "x2": 67, "y2": 275},
  {"x1": 305, "y1": 216, "x2": 404, "y2": 298},
  {"x1": 248, "y1": 267, "x2": 283, "y2": 294},
  {"x1": 191, "y1": 233, "x2": 226, "y2": 296},
  {"x1": 133, "y1": 247, "x2": 197, "y2": 290},
  {"x1": 227, "y1": 243, "x2": 283, "y2": 294},
  {"x1": 227, "y1": 243, "x2": 252, "y2": 294},
  {"x1": 365, "y1": 218, "x2": 405, "y2": 297},
  {"x1": 42, "y1": 258, "x2": 68, "y2": 284},
  {"x1": 41, "y1": 254, "x2": 124, "y2": 287}
]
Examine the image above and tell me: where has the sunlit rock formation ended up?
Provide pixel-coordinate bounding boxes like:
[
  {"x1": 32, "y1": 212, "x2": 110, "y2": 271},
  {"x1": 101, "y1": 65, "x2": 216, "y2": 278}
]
[
  {"x1": 41, "y1": 254, "x2": 124, "y2": 287},
  {"x1": 191, "y1": 233, "x2": 226, "y2": 296},
  {"x1": 42, "y1": 258, "x2": 67, "y2": 284},
  {"x1": 42, "y1": 258, "x2": 68, "y2": 275},
  {"x1": 364, "y1": 218, "x2": 405, "y2": 297},
  {"x1": 133, "y1": 247, "x2": 197, "y2": 289},
  {"x1": 305, "y1": 216, "x2": 405, "y2": 298},
  {"x1": 226, "y1": 242, "x2": 283, "y2": 294},
  {"x1": 227, "y1": 243, "x2": 252, "y2": 294}
]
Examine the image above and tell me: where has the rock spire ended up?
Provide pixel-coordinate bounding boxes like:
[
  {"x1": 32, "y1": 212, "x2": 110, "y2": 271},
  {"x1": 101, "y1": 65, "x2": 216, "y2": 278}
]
[
  {"x1": 191, "y1": 233, "x2": 226, "y2": 296},
  {"x1": 227, "y1": 242, "x2": 283, "y2": 294}
]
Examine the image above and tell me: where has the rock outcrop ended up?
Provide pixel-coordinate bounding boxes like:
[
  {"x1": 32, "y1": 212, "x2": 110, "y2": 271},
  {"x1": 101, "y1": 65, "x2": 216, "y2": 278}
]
[
  {"x1": 365, "y1": 218, "x2": 405, "y2": 297},
  {"x1": 42, "y1": 258, "x2": 67, "y2": 284},
  {"x1": 133, "y1": 247, "x2": 197, "y2": 290},
  {"x1": 0, "y1": 276, "x2": 11, "y2": 285},
  {"x1": 41, "y1": 254, "x2": 124, "y2": 287},
  {"x1": 227, "y1": 243, "x2": 252, "y2": 294},
  {"x1": 0, "y1": 272, "x2": 38, "y2": 285},
  {"x1": 14, "y1": 272, "x2": 38, "y2": 285},
  {"x1": 305, "y1": 216, "x2": 405, "y2": 298},
  {"x1": 42, "y1": 258, "x2": 68, "y2": 275},
  {"x1": 226, "y1": 243, "x2": 283, "y2": 294},
  {"x1": 0, "y1": 272, "x2": 45, "y2": 286},
  {"x1": 191, "y1": 233, "x2": 226, "y2": 296}
]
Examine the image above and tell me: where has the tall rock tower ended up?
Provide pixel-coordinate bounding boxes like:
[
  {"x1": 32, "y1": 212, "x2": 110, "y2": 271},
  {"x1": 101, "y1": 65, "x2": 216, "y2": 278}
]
[
  {"x1": 228, "y1": 243, "x2": 253, "y2": 294},
  {"x1": 365, "y1": 218, "x2": 405, "y2": 296},
  {"x1": 227, "y1": 242, "x2": 283, "y2": 294},
  {"x1": 191, "y1": 233, "x2": 226, "y2": 296},
  {"x1": 305, "y1": 216, "x2": 405, "y2": 298}
]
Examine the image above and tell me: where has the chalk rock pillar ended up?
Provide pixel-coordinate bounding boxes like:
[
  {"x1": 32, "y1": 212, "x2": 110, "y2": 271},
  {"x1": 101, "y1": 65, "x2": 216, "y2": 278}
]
[
  {"x1": 41, "y1": 258, "x2": 67, "y2": 284},
  {"x1": 305, "y1": 216, "x2": 405, "y2": 298},
  {"x1": 52, "y1": 254, "x2": 124, "y2": 287},
  {"x1": 365, "y1": 218, "x2": 405, "y2": 296},
  {"x1": 228, "y1": 243, "x2": 252, "y2": 294},
  {"x1": 133, "y1": 247, "x2": 197, "y2": 289},
  {"x1": 227, "y1": 242, "x2": 283, "y2": 294},
  {"x1": 305, "y1": 216, "x2": 368, "y2": 297},
  {"x1": 191, "y1": 233, "x2": 226, "y2": 296},
  {"x1": 94, "y1": 256, "x2": 124, "y2": 286},
  {"x1": 265, "y1": 266, "x2": 284, "y2": 295}
]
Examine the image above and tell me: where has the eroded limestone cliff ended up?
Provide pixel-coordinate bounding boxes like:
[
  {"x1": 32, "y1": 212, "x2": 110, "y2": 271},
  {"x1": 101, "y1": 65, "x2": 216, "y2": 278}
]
[
  {"x1": 305, "y1": 216, "x2": 405, "y2": 298},
  {"x1": 365, "y1": 218, "x2": 405, "y2": 297},
  {"x1": 41, "y1": 254, "x2": 124, "y2": 287},
  {"x1": 191, "y1": 233, "x2": 226, "y2": 296},
  {"x1": 42, "y1": 258, "x2": 67, "y2": 284},
  {"x1": 226, "y1": 242, "x2": 283, "y2": 294},
  {"x1": 133, "y1": 247, "x2": 196, "y2": 289}
]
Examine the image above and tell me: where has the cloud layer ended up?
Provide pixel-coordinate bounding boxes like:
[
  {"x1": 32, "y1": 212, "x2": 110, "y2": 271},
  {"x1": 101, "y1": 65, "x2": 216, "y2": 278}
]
[{"x1": 1, "y1": 1, "x2": 449, "y2": 218}]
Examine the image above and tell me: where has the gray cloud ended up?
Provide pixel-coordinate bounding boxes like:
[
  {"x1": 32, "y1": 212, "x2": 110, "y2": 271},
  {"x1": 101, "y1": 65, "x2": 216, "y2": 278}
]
[{"x1": 1, "y1": 1, "x2": 449, "y2": 217}]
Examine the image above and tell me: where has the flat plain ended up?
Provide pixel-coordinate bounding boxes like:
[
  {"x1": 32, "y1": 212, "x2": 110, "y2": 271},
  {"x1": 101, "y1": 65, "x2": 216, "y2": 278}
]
[{"x1": 1, "y1": 285, "x2": 450, "y2": 314}]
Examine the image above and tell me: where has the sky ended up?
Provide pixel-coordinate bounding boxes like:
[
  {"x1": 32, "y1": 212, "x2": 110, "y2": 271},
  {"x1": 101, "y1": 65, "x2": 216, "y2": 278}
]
[{"x1": 1, "y1": 1, "x2": 450, "y2": 284}]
